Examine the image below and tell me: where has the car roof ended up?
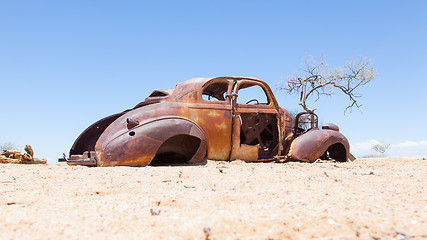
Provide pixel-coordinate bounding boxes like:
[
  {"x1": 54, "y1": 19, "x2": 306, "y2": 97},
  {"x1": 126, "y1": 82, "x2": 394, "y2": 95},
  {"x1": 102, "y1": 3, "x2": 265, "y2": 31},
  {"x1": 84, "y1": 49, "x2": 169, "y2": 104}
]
[
  {"x1": 165, "y1": 76, "x2": 268, "y2": 103},
  {"x1": 178, "y1": 76, "x2": 264, "y2": 88}
]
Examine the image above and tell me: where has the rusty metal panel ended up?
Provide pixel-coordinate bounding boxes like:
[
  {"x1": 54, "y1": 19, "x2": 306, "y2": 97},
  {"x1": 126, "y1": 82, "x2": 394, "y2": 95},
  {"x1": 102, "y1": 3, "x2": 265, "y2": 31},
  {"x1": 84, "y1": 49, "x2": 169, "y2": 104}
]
[
  {"x1": 182, "y1": 105, "x2": 232, "y2": 160},
  {"x1": 230, "y1": 115, "x2": 258, "y2": 161},
  {"x1": 97, "y1": 117, "x2": 207, "y2": 166},
  {"x1": 287, "y1": 129, "x2": 349, "y2": 162}
]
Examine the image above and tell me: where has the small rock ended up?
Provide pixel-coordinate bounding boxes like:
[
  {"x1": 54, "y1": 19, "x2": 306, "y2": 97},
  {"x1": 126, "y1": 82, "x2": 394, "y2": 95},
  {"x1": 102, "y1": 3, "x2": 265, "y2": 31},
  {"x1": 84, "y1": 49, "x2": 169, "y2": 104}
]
[
  {"x1": 371, "y1": 234, "x2": 381, "y2": 240},
  {"x1": 184, "y1": 185, "x2": 195, "y2": 188},
  {"x1": 216, "y1": 166, "x2": 227, "y2": 174},
  {"x1": 395, "y1": 230, "x2": 412, "y2": 237},
  {"x1": 203, "y1": 227, "x2": 212, "y2": 240},
  {"x1": 327, "y1": 219, "x2": 336, "y2": 225},
  {"x1": 150, "y1": 207, "x2": 161, "y2": 216},
  {"x1": 353, "y1": 225, "x2": 361, "y2": 237}
]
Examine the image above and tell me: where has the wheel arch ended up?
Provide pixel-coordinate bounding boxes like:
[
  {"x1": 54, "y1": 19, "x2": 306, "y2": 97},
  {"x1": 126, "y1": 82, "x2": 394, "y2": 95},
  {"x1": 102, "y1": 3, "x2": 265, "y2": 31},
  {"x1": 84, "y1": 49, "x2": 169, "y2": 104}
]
[
  {"x1": 287, "y1": 129, "x2": 350, "y2": 162},
  {"x1": 97, "y1": 117, "x2": 208, "y2": 166}
]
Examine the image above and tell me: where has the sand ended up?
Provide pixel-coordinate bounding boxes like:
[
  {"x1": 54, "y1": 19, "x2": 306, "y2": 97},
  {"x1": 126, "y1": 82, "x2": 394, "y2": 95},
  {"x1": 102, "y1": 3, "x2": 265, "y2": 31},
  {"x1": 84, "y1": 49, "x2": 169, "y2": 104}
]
[{"x1": 0, "y1": 158, "x2": 426, "y2": 239}]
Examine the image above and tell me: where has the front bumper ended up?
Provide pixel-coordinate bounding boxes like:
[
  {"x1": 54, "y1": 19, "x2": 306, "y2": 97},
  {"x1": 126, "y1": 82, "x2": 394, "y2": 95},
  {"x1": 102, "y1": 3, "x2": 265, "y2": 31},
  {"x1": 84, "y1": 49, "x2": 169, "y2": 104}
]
[{"x1": 58, "y1": 151, "x2": 97, "y2": 167}]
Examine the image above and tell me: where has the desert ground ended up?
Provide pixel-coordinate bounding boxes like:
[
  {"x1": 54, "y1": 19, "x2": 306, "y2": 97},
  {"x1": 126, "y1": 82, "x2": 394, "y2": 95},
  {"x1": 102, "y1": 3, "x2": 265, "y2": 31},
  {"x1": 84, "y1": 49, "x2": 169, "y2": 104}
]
[{"x1": 0, "y1": 158, "x2": 426, "y2": 240}]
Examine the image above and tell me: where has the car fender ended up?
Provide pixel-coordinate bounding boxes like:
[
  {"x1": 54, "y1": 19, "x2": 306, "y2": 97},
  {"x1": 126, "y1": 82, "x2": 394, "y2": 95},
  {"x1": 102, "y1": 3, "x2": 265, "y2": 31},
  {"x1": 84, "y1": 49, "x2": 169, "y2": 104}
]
[
  {"x1": 287, "y1": 129, "x2": 349, "y2": 162},
  {"x1": 96, "y1": 117, "x2": 207, "y2": 167}
]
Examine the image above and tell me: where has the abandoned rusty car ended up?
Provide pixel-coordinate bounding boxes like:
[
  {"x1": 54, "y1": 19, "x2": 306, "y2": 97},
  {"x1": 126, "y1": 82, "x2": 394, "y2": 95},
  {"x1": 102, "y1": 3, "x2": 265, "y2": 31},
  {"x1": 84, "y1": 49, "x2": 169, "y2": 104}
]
[{"x1": 59, "y1": 77, "x2": 350, "y2": 167}]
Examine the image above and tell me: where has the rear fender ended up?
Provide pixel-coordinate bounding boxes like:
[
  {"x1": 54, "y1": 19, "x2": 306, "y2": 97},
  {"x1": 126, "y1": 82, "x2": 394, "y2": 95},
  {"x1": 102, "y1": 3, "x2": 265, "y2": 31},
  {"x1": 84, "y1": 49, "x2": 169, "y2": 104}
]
[
  {"x1": 287, "y1": 129, "x2": 349, "y2": 162},
  {"x1": 97, "y1": 117, "x2": 207, "y2": 166}
]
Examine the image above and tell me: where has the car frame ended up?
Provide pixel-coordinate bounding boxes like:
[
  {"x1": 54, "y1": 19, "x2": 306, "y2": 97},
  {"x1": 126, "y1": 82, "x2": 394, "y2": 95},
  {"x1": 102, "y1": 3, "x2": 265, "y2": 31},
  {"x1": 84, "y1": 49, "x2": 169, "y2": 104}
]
[{"x1": 59, "y1": 76, "x2": 350, "y2": 166}]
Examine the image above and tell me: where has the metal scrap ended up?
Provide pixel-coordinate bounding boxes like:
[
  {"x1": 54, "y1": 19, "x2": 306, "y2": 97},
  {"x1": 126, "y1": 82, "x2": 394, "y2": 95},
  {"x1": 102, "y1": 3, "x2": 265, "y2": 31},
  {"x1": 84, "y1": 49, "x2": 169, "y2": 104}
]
[{"x1": 0, "y1": 145, "x2": 46, "y2": 164}]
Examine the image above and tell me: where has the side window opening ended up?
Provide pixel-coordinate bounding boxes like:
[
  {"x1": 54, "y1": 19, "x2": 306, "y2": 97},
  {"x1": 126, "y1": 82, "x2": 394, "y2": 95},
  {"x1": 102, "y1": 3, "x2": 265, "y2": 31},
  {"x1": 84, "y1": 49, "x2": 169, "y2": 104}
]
[
  {"x1": 148, "y1": 89, "x2": 171, "y2": 97},
  {"x1": 236, "y1": 83, "x2": 269, "y2": 105},
  {"x1": 202, "y1": 82, "x2": 229, "y2": 101}
]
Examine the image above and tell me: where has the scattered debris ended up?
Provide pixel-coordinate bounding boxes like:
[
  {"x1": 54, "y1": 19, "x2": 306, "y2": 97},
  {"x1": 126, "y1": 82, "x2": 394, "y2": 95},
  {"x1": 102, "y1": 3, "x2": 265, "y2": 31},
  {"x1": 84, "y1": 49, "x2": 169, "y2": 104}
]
[
  {"x1": 361, "y1": 171, "x2": 375, "y2": 175},
  {"x1": 150, "y1": 207, "x2": 161, "y2": 216},
  {"x1": 203, "y1": 227, "x2": 212, "y2": 240},
  {"x1": 0, "y1": 145, "x2": 46, "y2": 164},
  {"x1": 353, "y1": 225, "x2": 361, "y2": 237},
  {"x1": 327, "y1": 218, "x2": 336, "y2": 225},
  {"x1": 395, "y1": 230, "x2": 412, "y2": 239},
  {"x1": 371, "y1": 234, "x2": 381, "y2": 240},
  {"x1": 216, "y1": 167, "x2": 225, "y2": 173}
]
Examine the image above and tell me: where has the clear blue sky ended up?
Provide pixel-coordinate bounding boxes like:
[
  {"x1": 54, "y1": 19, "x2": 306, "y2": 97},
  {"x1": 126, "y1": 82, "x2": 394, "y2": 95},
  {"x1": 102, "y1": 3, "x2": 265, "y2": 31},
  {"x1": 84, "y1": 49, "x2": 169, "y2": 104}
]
[{"x1": 1, "y1": 0, "x2": 426, "y2": 162}]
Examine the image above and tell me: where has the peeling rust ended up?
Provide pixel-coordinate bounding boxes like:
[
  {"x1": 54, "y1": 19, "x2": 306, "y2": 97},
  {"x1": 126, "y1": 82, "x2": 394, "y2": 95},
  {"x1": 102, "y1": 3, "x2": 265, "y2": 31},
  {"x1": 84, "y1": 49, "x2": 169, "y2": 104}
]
[{"x1": 59, "y1": 77, "x2": 350, "y2": 167}]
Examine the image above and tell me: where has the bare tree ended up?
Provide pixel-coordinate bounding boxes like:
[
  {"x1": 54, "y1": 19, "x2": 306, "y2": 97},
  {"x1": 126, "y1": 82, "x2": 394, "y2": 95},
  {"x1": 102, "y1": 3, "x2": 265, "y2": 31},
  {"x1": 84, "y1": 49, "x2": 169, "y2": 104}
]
[
  {"x1": 371, "y1": 141, "x2": 390, "y2": 156},
  {"x1": 279, "y1": 56, "x2": 375, "y2": 114},
  {"x1": 0, "y1": 141, "x2": 17, "y2": 151}
]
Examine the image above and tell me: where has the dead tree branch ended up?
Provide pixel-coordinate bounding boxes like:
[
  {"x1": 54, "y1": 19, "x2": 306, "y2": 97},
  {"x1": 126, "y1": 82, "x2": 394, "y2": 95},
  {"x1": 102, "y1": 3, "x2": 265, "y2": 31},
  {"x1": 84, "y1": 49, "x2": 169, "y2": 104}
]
[{"x1": 279, "y1": 56, "x2": 375, "y2": 114}]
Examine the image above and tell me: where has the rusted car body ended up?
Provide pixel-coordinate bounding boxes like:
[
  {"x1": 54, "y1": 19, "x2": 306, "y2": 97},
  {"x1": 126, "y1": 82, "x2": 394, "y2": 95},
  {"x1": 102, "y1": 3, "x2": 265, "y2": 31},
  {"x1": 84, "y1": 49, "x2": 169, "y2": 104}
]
[{"x1": 59, "y1": 77, "x2": 350, "y2": 167}]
